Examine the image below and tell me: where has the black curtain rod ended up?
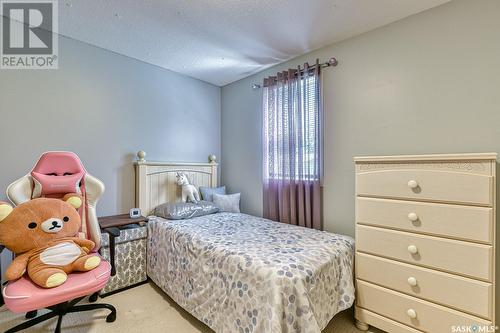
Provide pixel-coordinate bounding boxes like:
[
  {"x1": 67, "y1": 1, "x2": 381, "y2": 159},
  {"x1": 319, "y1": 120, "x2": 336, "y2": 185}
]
[{"x1": 252, "y1": 57, "x2": 338, "y2": 89}]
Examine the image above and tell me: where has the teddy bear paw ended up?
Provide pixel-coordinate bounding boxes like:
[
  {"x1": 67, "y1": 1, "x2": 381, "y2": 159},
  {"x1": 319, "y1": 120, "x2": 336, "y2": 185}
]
[
  {"x1": 46, "y1": 273, "x2": 67, "y2": 288},
  {"x1": 84, "y1": 256, "x2": 101, "y2": 270}
]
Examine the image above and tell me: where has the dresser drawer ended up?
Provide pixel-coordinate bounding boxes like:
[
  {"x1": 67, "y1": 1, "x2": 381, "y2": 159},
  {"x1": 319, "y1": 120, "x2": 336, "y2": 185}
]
[
  {"x1": 356, "y1": 170, "x2": 493, "y2": 206},
  {"x1": 355, "y1": 307, "x2": 423, "y2": 333},
  {"x1": 356, "y1": 197, "x2": 493, "y2": 243},
  {"x1": 356, "y1": 225, "x2": 493, "y2": 281},
  {"x1": 356, "y1": 280, "x2": 491, "y2": 332},
  {"x1": 356, "y1": 253, "x2": 492, "y2": 319}
]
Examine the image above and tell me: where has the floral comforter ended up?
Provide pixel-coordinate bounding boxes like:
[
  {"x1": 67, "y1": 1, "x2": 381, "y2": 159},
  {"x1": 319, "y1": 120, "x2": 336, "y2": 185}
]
[{"x1": 147, "y1": 213, "x2": 354, "y2": 333}]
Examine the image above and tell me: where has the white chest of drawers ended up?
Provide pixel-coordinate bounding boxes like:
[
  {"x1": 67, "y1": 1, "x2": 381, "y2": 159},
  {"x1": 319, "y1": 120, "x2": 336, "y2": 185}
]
[{"x1": 353, "y1": 153, "x2": 497, "y2": 333}]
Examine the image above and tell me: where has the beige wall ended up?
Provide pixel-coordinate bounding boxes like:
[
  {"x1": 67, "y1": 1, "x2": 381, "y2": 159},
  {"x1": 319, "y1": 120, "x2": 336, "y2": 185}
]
[
  {"x1": 221, "y1": 0, "x2": 500, "y2": 321},
  {"x1": 0, "y1": 27, "x2": 221, "y2": 217},
  {"x1": 221, "y1": 0, "x2": 500, "y2": 236},
  {"x1": 0, "y1": 23, "x2": 221, "y2": 280}
]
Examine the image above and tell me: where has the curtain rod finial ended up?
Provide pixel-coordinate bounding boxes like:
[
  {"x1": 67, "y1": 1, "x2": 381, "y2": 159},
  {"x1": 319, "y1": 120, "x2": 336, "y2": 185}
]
[{"x1": 328, "y1": 57, "x2": 338, "y2": 67}]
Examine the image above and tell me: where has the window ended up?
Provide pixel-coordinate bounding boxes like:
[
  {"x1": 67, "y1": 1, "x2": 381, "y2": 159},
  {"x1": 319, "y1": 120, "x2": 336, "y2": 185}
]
[{"x1": 263, "y1": 73, "x2": 321, "y2": 181}]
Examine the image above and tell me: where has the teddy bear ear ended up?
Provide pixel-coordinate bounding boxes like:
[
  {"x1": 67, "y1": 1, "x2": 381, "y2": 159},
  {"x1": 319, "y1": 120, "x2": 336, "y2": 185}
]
[
  {"x1": 62, "y1": 194, "x2": 83, "y2": 209},
  {"x1": 0, "y1": 202, "x2": 13, "y2": 222}
]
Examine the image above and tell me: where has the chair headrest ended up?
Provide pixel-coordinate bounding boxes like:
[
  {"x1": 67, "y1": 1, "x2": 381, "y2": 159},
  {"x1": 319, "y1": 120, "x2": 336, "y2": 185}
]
[{"x1": 31, "y1": 152, "x2": 86, "y2": 197}]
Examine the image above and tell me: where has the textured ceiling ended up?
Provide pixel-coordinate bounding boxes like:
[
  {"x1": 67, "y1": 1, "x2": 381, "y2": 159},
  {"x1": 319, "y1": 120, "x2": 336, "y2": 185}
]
[{"x1": 59, "y1": 0, "x2": 450, "y2": 86}]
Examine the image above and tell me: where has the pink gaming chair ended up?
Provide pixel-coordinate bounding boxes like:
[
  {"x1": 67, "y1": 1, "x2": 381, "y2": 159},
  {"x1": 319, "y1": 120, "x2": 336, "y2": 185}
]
[{"x1": 1, "y1": 152, "x2": 116, "y2": 333}]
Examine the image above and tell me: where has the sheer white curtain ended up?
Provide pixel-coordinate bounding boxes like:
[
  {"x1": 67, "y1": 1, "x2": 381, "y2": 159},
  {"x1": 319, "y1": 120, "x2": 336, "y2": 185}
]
[{"x1": 262, "y1": 60, "x2": 322, "y2": 229}]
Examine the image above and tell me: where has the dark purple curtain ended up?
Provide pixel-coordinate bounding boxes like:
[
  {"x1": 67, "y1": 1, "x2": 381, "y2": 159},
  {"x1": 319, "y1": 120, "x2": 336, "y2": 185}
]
[{"x1": 262, "y1": 60, "x2": 323, "y2": 230}]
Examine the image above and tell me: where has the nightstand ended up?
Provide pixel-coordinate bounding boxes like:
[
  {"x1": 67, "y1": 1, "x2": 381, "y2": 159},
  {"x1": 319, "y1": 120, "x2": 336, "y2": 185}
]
[
  {"x1": 98, "y1": 214, "x2": 147, "y2": 229},
  {"x1": 98, "y1": 214, "x2": 148, "y2": 296}
]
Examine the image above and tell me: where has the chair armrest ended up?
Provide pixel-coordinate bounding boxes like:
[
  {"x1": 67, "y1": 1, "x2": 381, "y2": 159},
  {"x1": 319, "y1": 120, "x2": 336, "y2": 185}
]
[{"x1": 102, "y1": 227, "x2": 120, "y2": 276}]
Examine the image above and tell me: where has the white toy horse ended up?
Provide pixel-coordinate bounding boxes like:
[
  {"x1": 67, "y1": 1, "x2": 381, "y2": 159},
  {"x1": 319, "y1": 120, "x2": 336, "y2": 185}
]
[{"x1": 176, "y1": 172, "x2": 200, "y2": 203}]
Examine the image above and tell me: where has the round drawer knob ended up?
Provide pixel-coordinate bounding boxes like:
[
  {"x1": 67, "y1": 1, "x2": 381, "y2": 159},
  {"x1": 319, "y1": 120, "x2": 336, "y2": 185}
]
[
  {"x1": 408, "y1": 212, "x2": 419, "y2": 222},
  {"x1": 406, "y1": 309, "x2": 417, "y2": 319},
  {"x1": 407, "y1": 180, "x2": 419, "y2": 189},
  {"x1": 407, "y1": 245, "x2": 418, "y2": 254},
  {"x1": 407, "y1": 277, "x2": 418, "y2": 286}
]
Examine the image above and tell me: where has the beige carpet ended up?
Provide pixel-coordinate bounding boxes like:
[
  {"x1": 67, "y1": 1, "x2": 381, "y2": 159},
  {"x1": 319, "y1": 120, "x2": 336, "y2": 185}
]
[{"x1": 0, "y1": 282, "x2": 384, "y2": 332}]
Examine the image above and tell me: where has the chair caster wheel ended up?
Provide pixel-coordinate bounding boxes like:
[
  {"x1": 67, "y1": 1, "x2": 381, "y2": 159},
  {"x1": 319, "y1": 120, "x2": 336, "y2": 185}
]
[
  {"x1": 25, "y1": 310, "x2": 37, "y2": 319},
  {"x1": 106, "y1": 312, "x2": 116, "y2": 322},
  {"x1": 89, "y1": 292, "x2": 99, "y2": 303}
]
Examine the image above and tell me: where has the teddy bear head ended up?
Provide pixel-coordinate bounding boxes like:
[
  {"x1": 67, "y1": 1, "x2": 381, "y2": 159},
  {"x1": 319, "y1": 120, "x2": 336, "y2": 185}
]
[{"x1": 0, "y1": 194, "x2": 83, "y2": 254}]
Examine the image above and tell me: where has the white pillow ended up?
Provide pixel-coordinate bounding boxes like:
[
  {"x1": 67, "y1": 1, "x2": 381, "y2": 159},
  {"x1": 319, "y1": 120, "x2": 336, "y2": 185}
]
[{"x1": 212, "y1": 193, "x2": 241, "y2": 213}]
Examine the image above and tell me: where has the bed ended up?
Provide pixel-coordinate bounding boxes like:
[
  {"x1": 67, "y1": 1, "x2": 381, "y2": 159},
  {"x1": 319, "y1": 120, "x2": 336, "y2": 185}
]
[{"x1": 135, "y1": 152, "x2": 355, "y2": 333}]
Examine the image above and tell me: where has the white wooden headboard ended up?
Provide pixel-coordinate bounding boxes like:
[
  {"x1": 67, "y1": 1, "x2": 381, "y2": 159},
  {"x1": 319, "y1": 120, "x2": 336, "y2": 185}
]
[{"x1": 134, "y1": 151, "x2": 218, "y2": 216}]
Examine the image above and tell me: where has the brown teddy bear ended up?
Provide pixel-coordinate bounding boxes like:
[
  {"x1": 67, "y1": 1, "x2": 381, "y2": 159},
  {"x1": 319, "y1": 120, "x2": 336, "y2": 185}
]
[{"x1": 0, "y1": 194, "x2": 101, "y2": 288}]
